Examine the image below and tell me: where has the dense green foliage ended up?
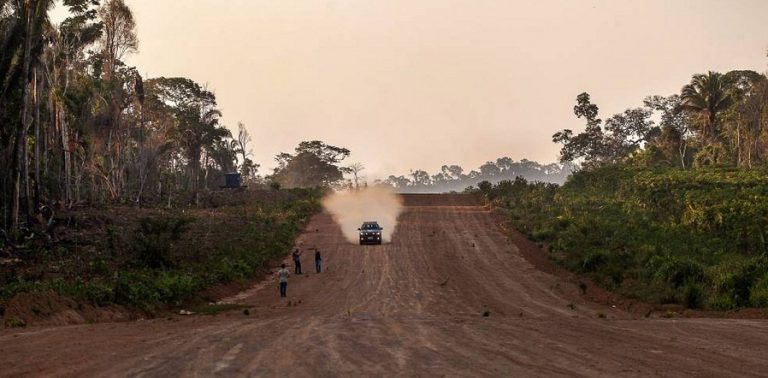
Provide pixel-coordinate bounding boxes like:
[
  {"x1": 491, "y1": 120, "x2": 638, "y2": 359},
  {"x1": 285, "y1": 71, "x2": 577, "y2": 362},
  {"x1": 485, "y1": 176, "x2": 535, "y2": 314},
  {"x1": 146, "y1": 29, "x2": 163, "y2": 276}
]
[
  {"x1": 483, "y1": 168, "x2": 768, "y2": 309},
  {"x1": 0, "y1": 189, "x2": 322, "y2": 313}
]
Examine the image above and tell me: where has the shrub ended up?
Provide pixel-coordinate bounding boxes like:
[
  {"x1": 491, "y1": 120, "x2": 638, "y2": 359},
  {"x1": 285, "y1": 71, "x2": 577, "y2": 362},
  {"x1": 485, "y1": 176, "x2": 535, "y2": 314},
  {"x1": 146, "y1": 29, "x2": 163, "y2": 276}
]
[
  {"x1": 707, "y1": 294, "x2": 735, "y2": 310},
  {"x1": 749, "y1": 273, "x2": 768, "y2": 308},
  {"x1": 680, "y1": 282, "x2": 705, "y2": 309},
  {"x1": 652, "y1": 256, "x2": 705, "y2": 288},
  {"x1": 154, "y1": 272, "x2": 200, "y2": 305},
  {"x1": 113, "y1": 272, "x2": 161, "y2": 311},
  {"x1": 4, "y1": 316, "x2": 26, "y2": 328},
  {"x1": 81, "y1": 282, "x2": 115, "y2": 307},
  {"x1": 133, "y1": 216, "x2": 192, "y2": 269},
  {"x1": 581, "y1": 251, "x2": 608, "y2": 273},
  {"x1": 708, "y1": 257, "x2": 767, "y2": 307},
  {"x1": 531, "y1": 228, "x2": 555, "y2": 241}
]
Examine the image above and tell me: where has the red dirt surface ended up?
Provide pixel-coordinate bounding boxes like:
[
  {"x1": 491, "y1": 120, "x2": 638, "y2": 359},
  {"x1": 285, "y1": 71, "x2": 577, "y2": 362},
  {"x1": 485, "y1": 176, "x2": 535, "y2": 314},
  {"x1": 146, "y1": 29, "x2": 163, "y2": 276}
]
[
  {"x1": 3, "y1": 291, "x2": 134, "y2": 328},
  {"x1": 1, "y1": 194, "x2": 767, "y2": 376}
]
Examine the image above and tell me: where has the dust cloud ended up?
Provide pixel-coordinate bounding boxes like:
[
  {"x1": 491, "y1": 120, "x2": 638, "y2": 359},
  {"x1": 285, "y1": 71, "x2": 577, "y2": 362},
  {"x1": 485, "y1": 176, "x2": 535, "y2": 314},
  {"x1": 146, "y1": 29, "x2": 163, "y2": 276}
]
[{"x1": 321, "y1": 187, "x2": 404, "y2": 244}]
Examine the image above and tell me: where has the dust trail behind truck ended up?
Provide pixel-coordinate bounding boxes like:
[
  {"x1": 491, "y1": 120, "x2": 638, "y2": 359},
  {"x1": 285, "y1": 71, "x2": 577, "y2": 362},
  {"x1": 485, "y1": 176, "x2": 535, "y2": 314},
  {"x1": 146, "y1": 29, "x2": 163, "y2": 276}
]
[{"x1": 322, "y1": 187, "x2": 404, "y2": 244}]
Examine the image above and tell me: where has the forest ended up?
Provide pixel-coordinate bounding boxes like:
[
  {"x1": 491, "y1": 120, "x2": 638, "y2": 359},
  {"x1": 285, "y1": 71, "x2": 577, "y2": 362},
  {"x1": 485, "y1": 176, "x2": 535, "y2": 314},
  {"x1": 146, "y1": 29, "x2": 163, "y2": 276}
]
[
  {"x1": 0, "y1": 0, "x2": 270, "y2": 234},
  {"x1": 480, "y1": 63, "x2": 768, "y2": 310}
]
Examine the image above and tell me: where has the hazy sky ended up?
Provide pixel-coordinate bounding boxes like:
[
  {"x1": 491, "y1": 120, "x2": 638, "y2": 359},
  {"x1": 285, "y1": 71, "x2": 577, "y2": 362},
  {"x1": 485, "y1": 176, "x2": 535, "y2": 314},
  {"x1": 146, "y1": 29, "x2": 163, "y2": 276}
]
[{"x1": 54, "y1": 0, "x2": 768, "y2": 180}]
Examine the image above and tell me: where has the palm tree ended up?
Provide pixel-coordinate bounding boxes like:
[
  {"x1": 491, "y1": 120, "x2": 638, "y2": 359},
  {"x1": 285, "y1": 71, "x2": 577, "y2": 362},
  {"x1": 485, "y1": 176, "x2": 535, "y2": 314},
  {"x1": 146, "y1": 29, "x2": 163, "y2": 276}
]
[
  {"x1": 680, "y1": 71, "x2": 734, "y2": 143},
  {"x1": 177, "y1": 107, "x2": 230, "y2": 190}
]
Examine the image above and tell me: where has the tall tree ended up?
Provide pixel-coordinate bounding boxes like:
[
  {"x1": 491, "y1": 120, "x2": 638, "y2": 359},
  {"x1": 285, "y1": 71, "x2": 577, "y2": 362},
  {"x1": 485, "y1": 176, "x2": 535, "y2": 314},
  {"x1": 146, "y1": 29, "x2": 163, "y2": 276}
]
[
  {"x1": 2, "y1": 0, "x2": 56, "y2": 230},
  {"x1": 271, "y1": 141, "x2": 350, "y2": 188},
  {"x1": 97, "y1": 0, "x2": 136, "y2": 80},
  {"x1": 644, "y1": 95, "x2": 690, "y2": 168},
  {"x1": 346, "y1": 162, "x2": 365, "y2": 190},
  {"x1": 680, "y1": 71, "x2": 734, "y2": 143},
  {"x1": 409, "y1": 169, "x2": 431, "y2": 187},
  {"x1": 479, "y1": 161, "x2": 501, "y2": 177},
  {"x1": 553, "y1": 92, "x2": 607, "y2": 166},
  {"x1": 146, "y1": 77, "x2": 226, "y2": 191},
  {"x1": 440, "y1": 165, "x2": 464, "y2": 180}
]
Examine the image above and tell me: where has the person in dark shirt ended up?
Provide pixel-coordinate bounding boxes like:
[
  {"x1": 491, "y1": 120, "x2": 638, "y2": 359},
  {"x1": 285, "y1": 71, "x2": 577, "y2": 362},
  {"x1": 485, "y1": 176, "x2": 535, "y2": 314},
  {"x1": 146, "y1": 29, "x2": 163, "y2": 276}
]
[
  {"x1": 292, "y1": 249, "x2": 302, "y2": 274},
  {"x1": 314, "y1": 249, "x2": 322, "y2": 273}
]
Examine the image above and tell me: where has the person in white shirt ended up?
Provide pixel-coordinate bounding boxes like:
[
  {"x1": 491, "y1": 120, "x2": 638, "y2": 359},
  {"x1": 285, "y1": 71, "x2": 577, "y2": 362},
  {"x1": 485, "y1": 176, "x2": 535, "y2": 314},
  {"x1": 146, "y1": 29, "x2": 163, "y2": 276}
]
[{"x1": 277, "y1": 263, "x2": 290, "y2": 297}]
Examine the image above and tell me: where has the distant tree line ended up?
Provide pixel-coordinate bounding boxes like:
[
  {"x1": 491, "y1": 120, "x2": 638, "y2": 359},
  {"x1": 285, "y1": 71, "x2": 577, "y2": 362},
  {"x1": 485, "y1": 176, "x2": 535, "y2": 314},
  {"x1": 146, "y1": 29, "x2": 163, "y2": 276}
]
[
  {"x1": 0, "y1": 0, "x2": 259, "y2": 233},
  {"x1": 553, "y1": 69, "x2": 768, "y2": 170},
  {"x1": 376, "y1": 158, "x2": 571, "y2": 193}
]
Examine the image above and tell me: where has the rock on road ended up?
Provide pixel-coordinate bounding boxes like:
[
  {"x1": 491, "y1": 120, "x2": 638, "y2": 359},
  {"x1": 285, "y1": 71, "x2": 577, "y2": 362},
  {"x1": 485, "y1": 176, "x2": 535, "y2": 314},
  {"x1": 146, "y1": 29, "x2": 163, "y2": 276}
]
[{"x1": 1, "y1": 194, "x2": 767, "y2": 377}]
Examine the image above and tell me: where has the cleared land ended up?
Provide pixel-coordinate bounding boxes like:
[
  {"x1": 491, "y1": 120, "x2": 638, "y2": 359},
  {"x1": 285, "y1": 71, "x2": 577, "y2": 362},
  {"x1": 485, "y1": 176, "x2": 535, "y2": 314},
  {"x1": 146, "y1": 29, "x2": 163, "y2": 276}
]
[{"x1": 1, "y1": 194, "x2": 767, "y2": 377}]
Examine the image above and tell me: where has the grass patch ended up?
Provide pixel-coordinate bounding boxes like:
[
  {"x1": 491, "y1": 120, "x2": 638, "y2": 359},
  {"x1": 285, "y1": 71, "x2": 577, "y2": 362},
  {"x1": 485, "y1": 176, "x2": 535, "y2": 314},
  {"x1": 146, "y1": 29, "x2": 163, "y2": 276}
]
[{"x1": 4, "y1": 316, "x2": 26, "y2": 328}]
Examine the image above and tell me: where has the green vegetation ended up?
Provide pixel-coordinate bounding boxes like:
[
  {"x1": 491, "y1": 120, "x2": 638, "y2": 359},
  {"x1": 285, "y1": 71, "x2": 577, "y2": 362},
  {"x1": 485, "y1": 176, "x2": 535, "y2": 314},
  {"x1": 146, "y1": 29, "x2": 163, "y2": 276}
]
[
  {"x1": 0, "y1": 188, "x2": 322, "y2": 314},
  {"x1": 4, "y1": 316, "x2": 26, "y2": 328},
  {"x1": 474, "y1": 62, "x2": 768, "y2": 311},
  {"x1": 482, "y1": 168, "x2": 768, "y2": 309}
]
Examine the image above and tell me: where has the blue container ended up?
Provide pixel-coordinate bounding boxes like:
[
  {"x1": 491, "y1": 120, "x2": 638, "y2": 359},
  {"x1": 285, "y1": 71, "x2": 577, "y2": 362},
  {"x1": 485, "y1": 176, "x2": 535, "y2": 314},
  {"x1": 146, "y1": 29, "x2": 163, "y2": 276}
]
[{"x1": 224, "y1": 173, "x2": 241, "y2": 188}]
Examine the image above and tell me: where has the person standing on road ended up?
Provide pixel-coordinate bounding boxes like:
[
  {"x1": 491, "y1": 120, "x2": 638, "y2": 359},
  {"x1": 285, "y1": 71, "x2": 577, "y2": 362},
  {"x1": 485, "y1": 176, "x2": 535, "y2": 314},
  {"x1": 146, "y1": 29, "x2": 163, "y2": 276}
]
[
  {"x1": 314, "y1": 248, "x2": 322, "y2": 273},
  {"x1": 277, "y1": 263, "x2": 290, "y2": 297},
  {"x1": 292, "y1": 248, "x2": 303, "y2": 274}
]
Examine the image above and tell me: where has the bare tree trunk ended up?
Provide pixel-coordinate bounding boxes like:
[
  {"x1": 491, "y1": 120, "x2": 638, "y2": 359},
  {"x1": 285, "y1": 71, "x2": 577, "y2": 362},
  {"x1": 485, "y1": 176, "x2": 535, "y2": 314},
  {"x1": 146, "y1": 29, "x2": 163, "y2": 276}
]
[
  {"x1": 107, "y1": 128, "x2": 114, "y2": 201},
  {"x1": 60, "y1": 106, "x2": 72, "y2": 203},
  {"x1": 737, "y1": 120, "x2": 741, "y2": 168},
  {"x1": 747, "y1": 132, "x2": 753, "y2": 169},
  {"x1": 12, "y1": 5, "x2": 35, "y2": 231},
  {"x1": 135, "y1": 102, "x2": 144, "y2": 205},
  {"x1": 43, "y1": 89, "x2": 51, "y2": 182},
  {"x1": 679, "y1": 140, "x2": 687, "y2": 170},
  {"x1": 34, "y1": 68, "x2": 42, "y2": 206},
  {"x1": 203, "y1": 154, "x2": 209, "y2": 190},
  {"x1": 21, "y1": 72, "x2": 36, "y2": 220}
]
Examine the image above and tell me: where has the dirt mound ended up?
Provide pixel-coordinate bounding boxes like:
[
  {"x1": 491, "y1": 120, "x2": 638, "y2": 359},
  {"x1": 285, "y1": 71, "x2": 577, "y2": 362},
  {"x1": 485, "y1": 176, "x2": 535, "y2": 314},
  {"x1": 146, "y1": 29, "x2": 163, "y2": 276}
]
[{"x1": 3, "y1": 291, "x2": 133, "y2": 328}]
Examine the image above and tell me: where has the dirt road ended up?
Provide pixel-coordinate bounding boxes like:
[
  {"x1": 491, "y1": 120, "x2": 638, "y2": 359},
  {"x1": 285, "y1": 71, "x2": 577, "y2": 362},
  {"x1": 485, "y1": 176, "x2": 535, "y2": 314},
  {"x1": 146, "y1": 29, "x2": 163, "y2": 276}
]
[{"x1": 2, "y1": 194, "x2": 768, "y2": 377}]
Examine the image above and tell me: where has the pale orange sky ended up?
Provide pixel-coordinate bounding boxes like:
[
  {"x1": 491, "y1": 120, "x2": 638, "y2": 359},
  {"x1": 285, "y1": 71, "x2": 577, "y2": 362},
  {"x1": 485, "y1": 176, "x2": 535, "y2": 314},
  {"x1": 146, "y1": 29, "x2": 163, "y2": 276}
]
[{"x1": 54, "y1": 0, "x2": 768, "y2": 179}]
